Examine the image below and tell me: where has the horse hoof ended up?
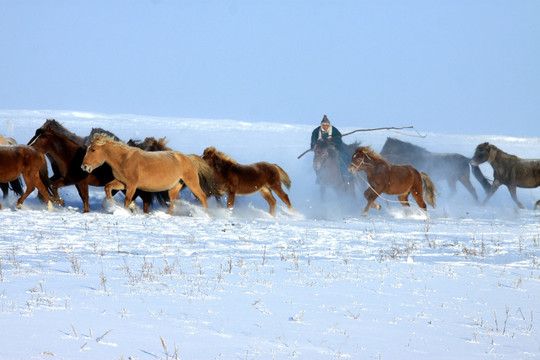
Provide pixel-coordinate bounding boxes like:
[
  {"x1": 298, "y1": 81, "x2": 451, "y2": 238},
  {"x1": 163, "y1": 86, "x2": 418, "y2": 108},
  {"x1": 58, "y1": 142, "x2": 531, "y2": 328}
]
[{"x1": 47, "y1": 201, "x2": 54, "y2": 212}]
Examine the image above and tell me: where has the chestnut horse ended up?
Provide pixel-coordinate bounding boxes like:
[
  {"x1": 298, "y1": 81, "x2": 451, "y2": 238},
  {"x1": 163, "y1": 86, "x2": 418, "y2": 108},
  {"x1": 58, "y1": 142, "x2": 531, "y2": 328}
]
[
  {"x1": 348, "y1": 146, "x2": 437, "y2": 216},
  {"x1": 0, "y1": 134, "x2": 24, "y2": 199},
  {"x1": 0, "y1": 145, "x2": 54, "y2": 210},
  {"x1": 81, "y1": 134, "x2": 208, "y2": 214},
  {"x1": 127, "y1": 137, "x2": 224, "y2": 204},
  {"x1": 471, "y1": 142, "x2": 540, "y2": 209},
  {"x1": 202, "y1": 146, "x2": 293, "y2": 215}
]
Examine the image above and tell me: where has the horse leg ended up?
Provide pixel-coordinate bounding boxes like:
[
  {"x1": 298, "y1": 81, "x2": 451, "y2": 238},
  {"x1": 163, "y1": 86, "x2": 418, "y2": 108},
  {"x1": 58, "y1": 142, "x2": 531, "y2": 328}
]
[
  {"x1": 482, "y1": 180, "x2": 501, "y2": 206},
  {"x1": 74, "y1": 182, "x2": 91, "y2": 213},
  {"x1": 123, "y1": 185, "x2": 138, "y2": 211},
  {"x1": 362, "y1": 188, "x2": 380, "y2": 215},
  {"x1": 31, "y1": 170, "x2": 54, "y2": 211},
  {"x1": 259, "y1": 187, "x2": 277, "y2": 215},
  {"x1": 507, "y1": 185, "x2": 525, "y2": 209},
  {"x1": 226, "y1": 191, "x2": 236, "y2": 211},
  {"x1": 270, "y1": 185, "x2": 293, "y2": 211},
  {"x1": 1, "y1": 183, "x2": 8, "y2": 199},
  {"x1": 50, "y1": 178, "x2": 67, "y2": 206},
  {"x1": 181, "y1": 174, "x2": 208, "y2": 210},
  {"x1": 166, "y1": 183, "x2": 183, "y2": 215},
  {"x1": 105, "y1": 180, "x2": 126, "y2": 200},
  {"x1": 458, "y1": 175, "x2": 479, "y2": 202}
]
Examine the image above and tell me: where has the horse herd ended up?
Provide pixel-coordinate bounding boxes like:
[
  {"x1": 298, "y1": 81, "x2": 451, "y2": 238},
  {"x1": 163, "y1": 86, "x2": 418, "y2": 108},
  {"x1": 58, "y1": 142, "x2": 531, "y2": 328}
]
[
  {"x1": 1, "y1": 119, "x2": 540, "y2": 217},
  {"x1": 0, "y1": 119, "x2": 293, "y2": 215},
  {"x1": 313, "y1": 137, "x2": 540, "y2": 215}
]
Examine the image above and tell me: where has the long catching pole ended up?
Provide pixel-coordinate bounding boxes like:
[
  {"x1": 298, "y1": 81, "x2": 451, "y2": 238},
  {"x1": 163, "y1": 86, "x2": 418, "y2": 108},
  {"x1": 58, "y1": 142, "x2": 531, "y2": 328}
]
[{"x1": 297, "y1": 125, "x2": 418, "y2": 159}]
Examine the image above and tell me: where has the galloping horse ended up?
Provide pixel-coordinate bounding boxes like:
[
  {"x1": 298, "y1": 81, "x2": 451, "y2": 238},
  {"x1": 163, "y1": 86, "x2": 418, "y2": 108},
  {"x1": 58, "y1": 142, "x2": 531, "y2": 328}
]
[
  {"x1": 128, "y1": 137, "x2": 224, "y2": 204},
  {"x1": 348, "y1": 146, "x2": 437, "y2": 216},
  {"x1": 202, "y1": 146, "x2": 293, "y2": 215},
  {"x1": 0, "y1": 145, "x2": 54, "y2": 210},
  {"x1": 471, "y1": 142, "x2": 540, "y2": 209},
  {"x1": 312, "y1": 140, "x2": 359, "y2": 198},
  {"x1": 380, "y1": 137, "x2": 491, "y2": 201},
  {"x1": 0, "y1": 134, "x2": 24, "y2": 199},
  {"x1": 81, "y1": 134, "x2": 209, "y2": 214},
  {"x1": 28, "y1": 123, "x2": 117, "y2": 212}
]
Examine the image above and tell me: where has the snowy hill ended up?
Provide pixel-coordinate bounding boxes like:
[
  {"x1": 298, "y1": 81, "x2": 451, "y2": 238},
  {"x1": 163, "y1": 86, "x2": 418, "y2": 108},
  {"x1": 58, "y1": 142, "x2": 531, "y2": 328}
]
[{"x1": 0, "y1": 110, "x2": 539, "y2": 359}]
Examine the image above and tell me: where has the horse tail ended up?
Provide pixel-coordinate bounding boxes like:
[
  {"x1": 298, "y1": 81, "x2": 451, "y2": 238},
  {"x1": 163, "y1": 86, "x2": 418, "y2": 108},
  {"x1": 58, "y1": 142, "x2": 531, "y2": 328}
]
[
  {"x1": 9, "y1": 178, "x2": 24, "y2": 197},
  {"x1": 470, "y1": 162, "x2": 491, "y2": 194},
  {"x1": 275, "y1": 164, "x2": 291, "y2": 190},
  {"x1": 420, "y1": 172, "x2": 437, "y2": 208},
  {"x1": 188, "y1": 154, "x2": 222, "y2": 197}
]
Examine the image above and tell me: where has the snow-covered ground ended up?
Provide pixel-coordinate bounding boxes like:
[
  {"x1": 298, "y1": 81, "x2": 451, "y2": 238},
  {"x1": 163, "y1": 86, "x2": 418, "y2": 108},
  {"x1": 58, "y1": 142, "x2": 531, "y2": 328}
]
[{"x1": 1, "y1": 110, "x2": 539, "y2": 359}]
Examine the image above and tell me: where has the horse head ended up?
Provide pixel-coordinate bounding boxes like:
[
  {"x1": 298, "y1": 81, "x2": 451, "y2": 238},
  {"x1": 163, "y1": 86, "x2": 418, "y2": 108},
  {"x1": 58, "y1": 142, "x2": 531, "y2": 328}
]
[
  {"x1": 471, "y1": 142, "x2": 494, "y2": 165},
  {"x1": 348, "y1": 146, "x2": 382, "y2": 174},
  {"x1": 81, "y1": 134, "x2": 114, "y2": 173},
  {"x1": 312, "y1": 141, "x2": 338, "y2": 171}
]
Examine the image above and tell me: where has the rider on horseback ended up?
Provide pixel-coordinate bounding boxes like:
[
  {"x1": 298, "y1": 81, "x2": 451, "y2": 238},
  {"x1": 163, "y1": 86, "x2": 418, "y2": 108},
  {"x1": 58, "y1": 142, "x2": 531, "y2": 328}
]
[{"x1": 311, "y1": 115, "x2": 354, "y2": 183}]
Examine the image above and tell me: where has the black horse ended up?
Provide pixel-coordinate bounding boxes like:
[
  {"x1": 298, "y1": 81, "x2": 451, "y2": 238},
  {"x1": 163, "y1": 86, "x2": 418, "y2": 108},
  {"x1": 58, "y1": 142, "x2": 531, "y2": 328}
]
[{"x1": 380, "y1": 137, "x2": 491, "y2": 201}]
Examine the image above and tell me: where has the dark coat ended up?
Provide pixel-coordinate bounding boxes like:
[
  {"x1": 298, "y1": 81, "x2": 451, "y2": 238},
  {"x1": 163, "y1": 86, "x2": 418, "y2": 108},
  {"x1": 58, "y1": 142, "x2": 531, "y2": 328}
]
[{"x1": 310, "y1": 126, "x2": 345, "y2": 150}]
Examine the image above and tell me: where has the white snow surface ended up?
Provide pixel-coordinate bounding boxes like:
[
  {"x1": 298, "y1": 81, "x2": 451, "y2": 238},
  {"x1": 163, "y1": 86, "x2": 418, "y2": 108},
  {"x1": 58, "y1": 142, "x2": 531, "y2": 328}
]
[{"x1": 1, "y1": 109, "x2": 540, "y2": 359}]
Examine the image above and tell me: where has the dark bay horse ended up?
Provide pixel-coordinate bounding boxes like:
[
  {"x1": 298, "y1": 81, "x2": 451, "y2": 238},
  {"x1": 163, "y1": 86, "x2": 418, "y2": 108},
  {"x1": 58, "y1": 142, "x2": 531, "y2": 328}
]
[
  {"x1": 312, "y1": 140, "x2": 359, "y2": 198},
  {"x1": 0, "y1": 134, "x2": 24, "y2": 199},
  {"x1": 380, "y1": 137, "x2": 491, "y2": 201},
  {"x1": 82, "y1": 134, "x2": 209, "y2": 214},
  {"x1": 348, "y1": 146, "x2": 437, "y2": 216},
  {"x1": 0, "y1": 145, "x2": 54, "y2": 210},
  {"x1": 202, "y1": 146, "x2": 293, "y2": 215},
  {"x1": 471, "y1": 142, "x2": 540, "y2": 209},
  {"x1": 28, "y1": 123, "x2": 117, "y2": 212}
]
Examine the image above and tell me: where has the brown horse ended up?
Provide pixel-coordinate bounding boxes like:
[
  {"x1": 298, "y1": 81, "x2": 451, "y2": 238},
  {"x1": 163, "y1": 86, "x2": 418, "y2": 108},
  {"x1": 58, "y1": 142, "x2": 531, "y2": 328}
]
[
  {"x1": 312, "y1": 141, "x2": 358, "y2": 198},
  {"x1": 28, "y1": 124, "x2": 117, "y2": 212},
  {"x1": 0, "y1": 145, "x2": 54, "y2": 210},
  {"x1": 128, "y1": 137, "x2": 224, "y2": 204},
  {"x1": 0, "y1": 134, "x2": 24, "y2": 199},
  {"x1": 471, "y1": 142, "x2": 540, "y2": 209},
  {"x1": 202, "y1": 146, "x2": 293, "y2": 215},
  {"x1": 348, "y1": 146, "x2": 437, "y2": 216},
  {"x1": 81, "y1": 134, "x2": 209, "y2": 214}
]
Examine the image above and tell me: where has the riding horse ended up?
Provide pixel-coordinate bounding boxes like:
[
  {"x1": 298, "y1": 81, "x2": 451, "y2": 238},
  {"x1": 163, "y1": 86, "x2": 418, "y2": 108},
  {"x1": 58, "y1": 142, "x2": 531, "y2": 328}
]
[
  {"x1": 81, "y1": 134, "x2": 209, "y2": 214},
  {"x1": 348, "y1": 146, "x2": 437, "y2": 216},
  {"x1": 312, "y1": 140, "x2": 359, "y2": 198},
  {"x1": 471, "y1": 142, "x2": 540, "y2": 209},
  {"x1": 380, "y1": 137, "x2": 491, "y2": 201},
  {"x1": 0, "y1": 145, "x2": 54, "y2": 210},
  {"x1": 202, "y1": 146, "x2": 293, "y2": 215},
  {"x1": 0, "y1": 134, "x2": 24, "y2": 198}
]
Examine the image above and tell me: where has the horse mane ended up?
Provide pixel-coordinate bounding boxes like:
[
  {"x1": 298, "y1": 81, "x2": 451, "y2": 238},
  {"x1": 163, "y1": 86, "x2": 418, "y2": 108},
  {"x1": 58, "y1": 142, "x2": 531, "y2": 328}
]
[
  {"x1": 90, "y1": 133, "x2": 129, "y2": 148},
  {"x1": 205, "y1": 146, "x2": 238, "y2": 164},
  {"x1": 359, "y1": 145, "x2": 388, "y2": 163},
  {"x1": 127, "y1": 137, "x2": 171, "y2": 151},
  {"x1": 41, "y1": 119, "x2": 84, "y2": 144},
  {"x1": 85, "y1": 127, "x2": 120, "y2": 146},
  {"x1": 385, "y1": 137, "x2": 430, "y2": 156}
]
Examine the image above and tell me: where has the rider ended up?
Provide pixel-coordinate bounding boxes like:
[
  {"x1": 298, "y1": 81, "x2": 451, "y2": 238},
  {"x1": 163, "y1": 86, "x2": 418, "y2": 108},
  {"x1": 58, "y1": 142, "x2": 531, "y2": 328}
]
[{"x1": 311, "y1": 115, "x2": 353, "y2": 183}]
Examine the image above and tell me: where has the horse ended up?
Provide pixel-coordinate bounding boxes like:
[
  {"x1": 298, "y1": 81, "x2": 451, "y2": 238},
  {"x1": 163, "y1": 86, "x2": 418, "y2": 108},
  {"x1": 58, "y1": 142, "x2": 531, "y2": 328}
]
[
  {"x1": 348, "y1": 146, "x2": 437, "y2": 216},
  {"x1": 470, "y1": 142, "x2": 540, "y2": 209},
  {"x1": 202, "y1": 146, "x2": 293, "y2": 215},
  {"x1": 28, "y1": 123, "x2": 117, "y2": 212},
  {"x1": 127, "y1": 137, "x2": 224, "y2": 204},
  {"x1": 0, "y1": 145, "x2": 54, "y2": 211},
  {"x1": 81, "y1": 134, "x2": 209, "y2": 214},
  {"x1": 312, "y1": 140, "x2": 359, "y2": 198},
  {"x1": 0, "y1": 134, "x2": 24, "y2": 199},
  {"x1": 380, "y1": 137, "x2": 491, "y2": 201}
]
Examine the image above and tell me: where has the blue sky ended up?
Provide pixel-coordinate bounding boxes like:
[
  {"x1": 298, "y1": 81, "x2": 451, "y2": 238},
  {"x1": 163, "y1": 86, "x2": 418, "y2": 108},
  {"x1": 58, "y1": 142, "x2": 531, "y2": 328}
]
[{"x1": 1, "y1": 1, "x2": 539, "y2": 136}]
